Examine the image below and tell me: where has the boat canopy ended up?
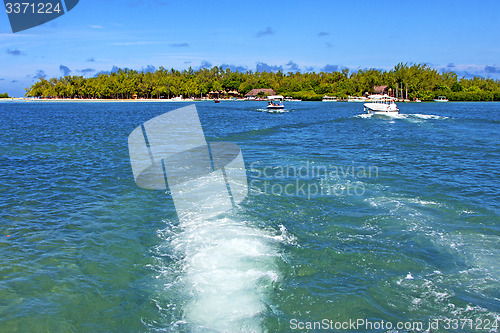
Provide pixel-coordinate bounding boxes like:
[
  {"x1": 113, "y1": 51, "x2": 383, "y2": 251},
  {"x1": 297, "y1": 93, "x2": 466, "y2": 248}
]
[{"x1": 267, "y1": 95, "x2": 284, "y2": 100}]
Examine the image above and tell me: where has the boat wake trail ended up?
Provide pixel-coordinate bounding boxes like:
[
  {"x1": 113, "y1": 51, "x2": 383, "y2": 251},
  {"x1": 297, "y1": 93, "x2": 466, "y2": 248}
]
[
  {"x1": 409, "y1": 113, "x2": 449, "y2": 120},
  {"x1": 128, "y1": 105, "x2": 283, "y2": 331},
  {"x1": 355, "y1": 113, "x2": 449, "y2": 121},
  {"x1": 364, "y1": 195, "x2": 500, "y2": 321},
  {"x1": 151, "y1": 214, "x2": 283, "y2": 332}
]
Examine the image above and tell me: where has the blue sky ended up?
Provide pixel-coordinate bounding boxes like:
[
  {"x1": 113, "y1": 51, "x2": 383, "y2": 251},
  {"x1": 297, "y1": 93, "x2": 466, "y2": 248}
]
[{"x1": 1, "y1": 0, "x2": 499, "y2": 96}]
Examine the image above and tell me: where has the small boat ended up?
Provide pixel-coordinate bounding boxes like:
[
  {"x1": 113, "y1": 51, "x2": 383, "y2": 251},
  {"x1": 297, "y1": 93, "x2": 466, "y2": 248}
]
[
  {"x1": 285, "y1": 97, "x2": 302, "y2": 102},
  {"x1": 415, "y1": 98, "x2": 421, "y2": 103},
  {"x1": 363, "y1": 94, "x2": 399, "y2": 115},
  {"x1": 348, "y1": 96, "x2": 367, "y2": 102},
  {"x1": 266, "y1": 95, "x2": 285, "y2": 110},
  {"x1": 434, "y1": 96, "x2": 448, "y2": 102},
  {"x1": 214, "y1": 99, "x2": 220, "y2": 103},
  {"x1": 322, "y1": 96, "x2": 338, "y2": 102}
]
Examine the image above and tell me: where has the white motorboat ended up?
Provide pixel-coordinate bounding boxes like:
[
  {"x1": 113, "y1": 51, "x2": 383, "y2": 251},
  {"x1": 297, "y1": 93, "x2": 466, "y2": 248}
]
[
  {"x1": 433, "y1": 96, "x2": 449, "y2": 102},
  {"x1": 363, "y1": 94, "x2": 399, "y2": 114},
  {"x1": 266, "y1": 95, "x2": 285, "y2": 110},
  {"x1": 322, "y1": 96, "x2": 338, "y2": 102}
]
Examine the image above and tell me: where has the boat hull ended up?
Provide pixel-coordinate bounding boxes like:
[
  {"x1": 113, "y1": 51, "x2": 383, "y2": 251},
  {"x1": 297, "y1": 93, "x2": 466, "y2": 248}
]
[
  {"x1": 363, "y1": 102, "x2": 399, "y2": 115},
  {"x1": 365, "y1": 110, "x2": 399, "y2": 115}
]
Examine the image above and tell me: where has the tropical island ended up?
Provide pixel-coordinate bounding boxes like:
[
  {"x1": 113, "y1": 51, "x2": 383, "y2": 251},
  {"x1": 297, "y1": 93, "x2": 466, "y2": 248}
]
[
  {"x1": 25, "y1": 63, "x2": 500, "y2": 101},
  {"x1": 0, "y1": 93, "x2": 9, "y2": 98}
]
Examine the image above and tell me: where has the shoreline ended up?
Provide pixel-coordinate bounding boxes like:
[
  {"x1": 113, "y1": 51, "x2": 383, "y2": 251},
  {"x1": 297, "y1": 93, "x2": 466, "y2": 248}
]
[
  {"x1": 0, "y1": 98, "x2": 246, "y2": 103},
  {"x1": 2, "y1": 98, "x2": 499, "y2": 103}
]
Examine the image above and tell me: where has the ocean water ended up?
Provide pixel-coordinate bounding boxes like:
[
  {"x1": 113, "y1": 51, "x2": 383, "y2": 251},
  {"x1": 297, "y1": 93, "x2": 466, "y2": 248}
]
[{"x1": 0, "y1": 100, "x2": 498, "y2": 332}]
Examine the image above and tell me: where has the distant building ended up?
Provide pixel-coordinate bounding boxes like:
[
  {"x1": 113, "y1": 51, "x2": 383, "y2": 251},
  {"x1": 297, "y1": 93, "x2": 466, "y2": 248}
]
[
  {"x1": 245, "y1": 88, "x2": 276, "y2": 97},
  {"x1": 208, "y1": 90, "x2": 221, "y2": 99},
  {"x1": 227, "y1": 90, "x2": 240, "y2": 97},
  {"x1": 373, "y1": 85, "x2": 389, "y2": 95}
]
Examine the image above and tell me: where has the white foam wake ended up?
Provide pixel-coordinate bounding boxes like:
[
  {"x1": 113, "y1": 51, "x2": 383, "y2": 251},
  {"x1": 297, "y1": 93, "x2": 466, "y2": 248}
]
[
  {"x1": 354, "y1": 113, "x2": 374, "y2": 118},
  {"x1": 165, "y1": 216, "x2": 281, "y2": 332},
  {"x1": 354, "y1": 113, "x2": 449, "y2": 120},
  {"x1": 365, "y1": 194, "x2": 500, "y2": 321},
  {"x1": 409, "y1": 113, "x2": 449, "y2": 120}
]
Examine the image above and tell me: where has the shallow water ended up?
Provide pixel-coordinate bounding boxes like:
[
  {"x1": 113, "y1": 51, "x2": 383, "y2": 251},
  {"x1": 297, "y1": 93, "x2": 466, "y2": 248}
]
[{"x1": 0, "y1": 101, "x2": 498, "y2": 332}]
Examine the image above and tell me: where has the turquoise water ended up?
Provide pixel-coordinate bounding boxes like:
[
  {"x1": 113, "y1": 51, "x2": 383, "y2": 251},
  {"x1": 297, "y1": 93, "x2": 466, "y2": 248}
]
[{"x1": 0, "y1": 101, "x2": 498, "y2": 332}]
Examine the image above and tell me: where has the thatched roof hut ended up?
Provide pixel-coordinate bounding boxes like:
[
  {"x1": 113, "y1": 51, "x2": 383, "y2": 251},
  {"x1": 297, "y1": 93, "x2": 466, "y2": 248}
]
[
  {"x1": 245, "y1": 88, "x2": 276, "y2": 97},
  {"x1": 373, "y1": 85, "x2": 389, "y2": 94}
]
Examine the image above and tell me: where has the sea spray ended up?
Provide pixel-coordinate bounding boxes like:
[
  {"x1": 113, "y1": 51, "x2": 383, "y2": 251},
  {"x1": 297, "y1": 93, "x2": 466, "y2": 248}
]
[{"x1": 169, "y1": 216, "x2": 280, "y2": 332}]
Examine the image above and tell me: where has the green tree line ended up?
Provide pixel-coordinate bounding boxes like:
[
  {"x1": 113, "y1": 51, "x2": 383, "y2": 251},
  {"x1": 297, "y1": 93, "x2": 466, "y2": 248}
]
[
  {"x1": 0, "y1": 92, "x2": 9, "y2": 98},
  {"x1": 25, "y1": 63, "x2": 500, "y2": 101}
]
